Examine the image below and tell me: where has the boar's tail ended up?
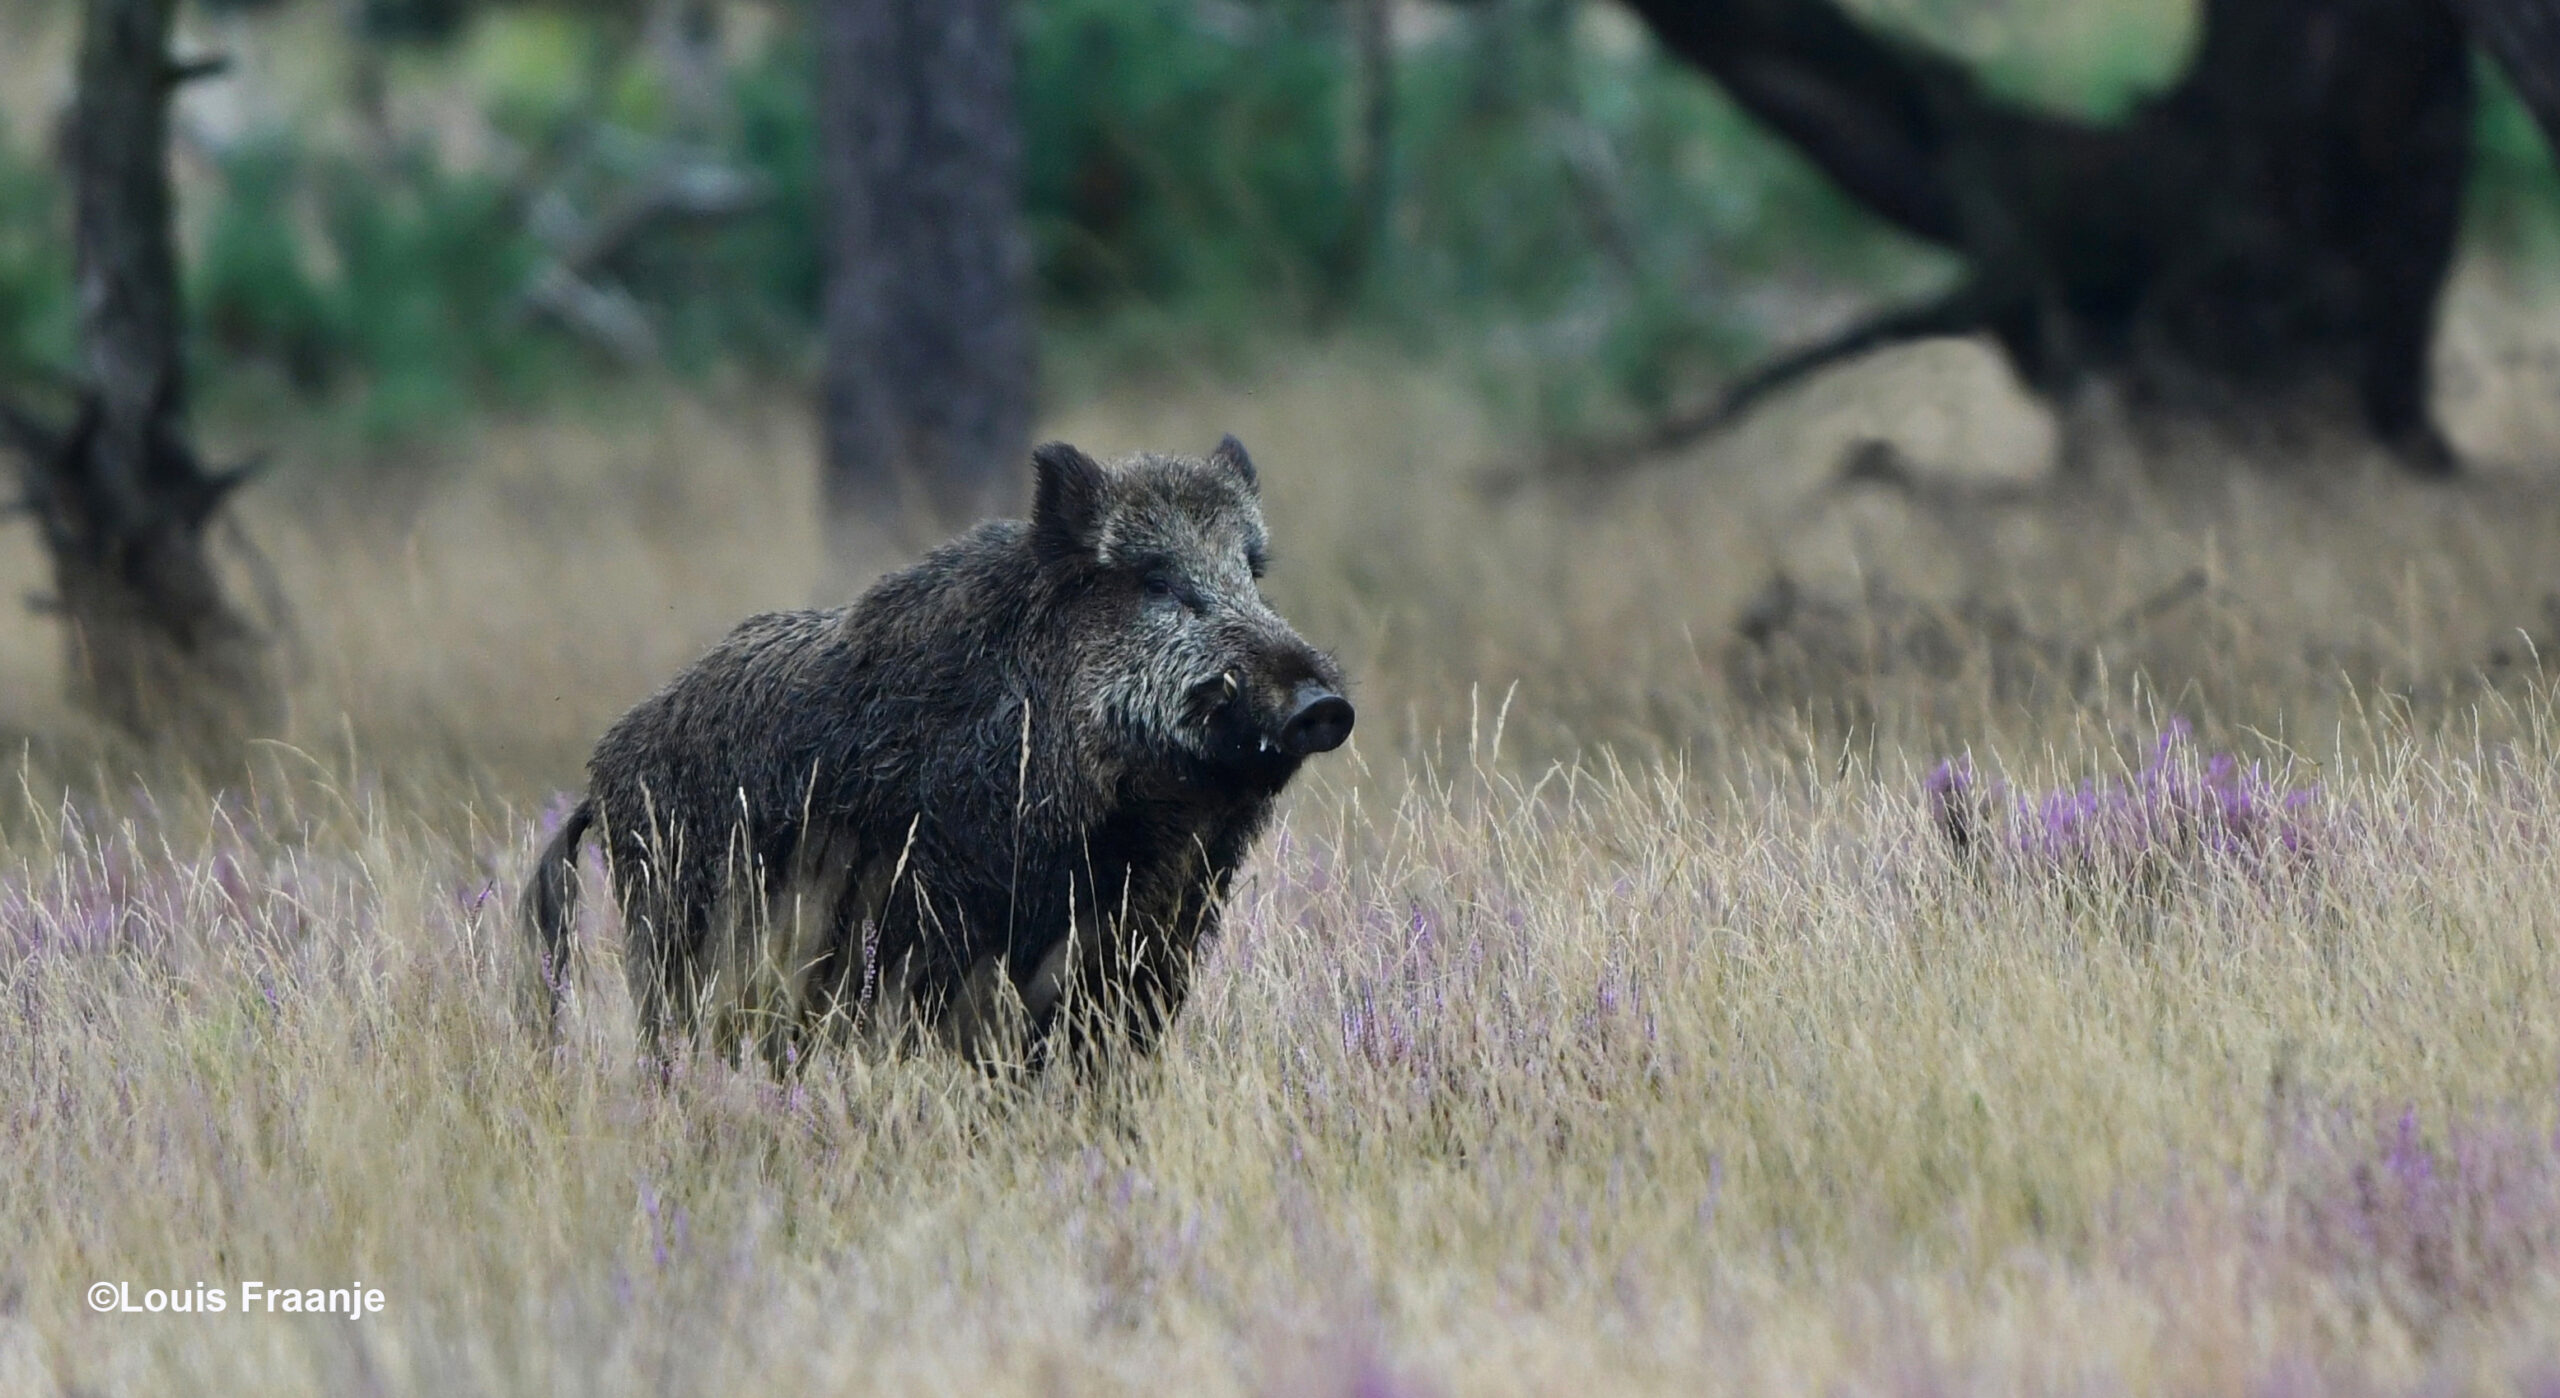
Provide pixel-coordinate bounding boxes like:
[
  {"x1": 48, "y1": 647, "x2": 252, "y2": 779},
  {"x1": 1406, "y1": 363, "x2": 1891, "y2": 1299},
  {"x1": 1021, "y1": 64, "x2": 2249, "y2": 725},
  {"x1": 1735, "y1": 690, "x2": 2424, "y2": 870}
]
[{"x1": 521, "y1": 798, "x2": 596, "y2": 1037}]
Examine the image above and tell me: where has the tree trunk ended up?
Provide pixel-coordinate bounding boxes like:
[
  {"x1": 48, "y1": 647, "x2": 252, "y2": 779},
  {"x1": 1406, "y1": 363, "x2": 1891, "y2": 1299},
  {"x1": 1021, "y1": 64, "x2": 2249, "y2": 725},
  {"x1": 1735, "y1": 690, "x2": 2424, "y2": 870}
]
[
  {"x1": 1614, "y1": 0, "x2": 2474, "y2": 474},
  {"x1": 1343, "y1": 0, "x2": 1395, "y2": 297},
  {"x1": 1, "y1": 0, "x2": 281, "y2": 749},
  {"x1": 816, "y1": 0, "x2": 1033, "y2": 561}
]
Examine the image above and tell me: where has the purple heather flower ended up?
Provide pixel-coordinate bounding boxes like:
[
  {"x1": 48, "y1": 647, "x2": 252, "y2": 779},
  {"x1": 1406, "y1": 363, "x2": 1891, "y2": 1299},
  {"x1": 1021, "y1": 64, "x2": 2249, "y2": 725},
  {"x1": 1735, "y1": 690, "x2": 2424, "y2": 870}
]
[{"x1": 1925, "y1": 721, "x2": 2326, "y2": 889}]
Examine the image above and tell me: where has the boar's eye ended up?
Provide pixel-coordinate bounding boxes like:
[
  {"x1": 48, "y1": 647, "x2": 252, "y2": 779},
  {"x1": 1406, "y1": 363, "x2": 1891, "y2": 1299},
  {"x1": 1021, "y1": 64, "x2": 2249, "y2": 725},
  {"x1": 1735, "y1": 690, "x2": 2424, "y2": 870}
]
[
  {"x1": 1141, "y1": 569, "x2": 1178, "y2": 600},
  {"x1": 1246, "y1": 548, "x2": 1267, "y2": 579}
]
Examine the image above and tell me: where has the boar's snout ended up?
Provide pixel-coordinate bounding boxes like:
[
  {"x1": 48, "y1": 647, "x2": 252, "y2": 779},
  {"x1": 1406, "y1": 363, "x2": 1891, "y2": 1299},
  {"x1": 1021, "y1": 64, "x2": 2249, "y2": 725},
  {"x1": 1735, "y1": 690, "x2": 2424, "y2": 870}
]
[{"x1": 1279, "y1": 682, "x2": 1354, "y2": 756}]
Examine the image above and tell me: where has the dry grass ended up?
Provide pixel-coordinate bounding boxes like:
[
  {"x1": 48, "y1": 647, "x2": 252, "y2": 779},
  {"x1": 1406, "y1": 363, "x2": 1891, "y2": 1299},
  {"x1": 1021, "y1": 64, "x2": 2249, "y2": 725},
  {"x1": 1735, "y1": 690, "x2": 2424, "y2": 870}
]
[{"x1": 7, "y1": 311, "x2": 2560, "y2": 1393}]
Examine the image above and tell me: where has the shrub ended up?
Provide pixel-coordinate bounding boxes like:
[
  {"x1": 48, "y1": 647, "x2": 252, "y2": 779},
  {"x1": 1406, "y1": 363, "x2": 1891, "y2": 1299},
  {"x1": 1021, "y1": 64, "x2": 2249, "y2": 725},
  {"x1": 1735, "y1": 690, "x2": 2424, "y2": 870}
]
[{"x1": 0, "y1": 123, "x2": 73, "y2": 383}]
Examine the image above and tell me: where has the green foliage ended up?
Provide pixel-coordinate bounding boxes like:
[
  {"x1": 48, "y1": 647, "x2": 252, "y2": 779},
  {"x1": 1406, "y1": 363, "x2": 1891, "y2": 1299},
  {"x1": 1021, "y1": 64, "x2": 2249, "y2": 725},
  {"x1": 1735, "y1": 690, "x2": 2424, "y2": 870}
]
[
  {"x1": 149, "y1": 0, "x2": 1947, "y2": 440},
  {"x1": 1020, "y1": 0, "x2": 1940, "y2": 430},
  {"x1": 1380, "y1": 1, "x2": 1939, "y2": 437},
  {"x1": 1021, "y1": 0, "x2": 1356, "y2": 320},
  {"x1": 724, "y1": 46, "x2": 825, "y2": 324},
  {"x1": 463, "y1": 9, "x2": 611, "y2": 137},
  {"x1": 320, "y1": 153, "x2": 556, "y2": 433},
  {"x1": 185, "y1": 0, "x2": 1925, "y2": 435},
  {"x1": 2465, "y1": 61, "x2": 2560, "y2": 267},
  {"x1": 637, "y1": 39, "x2": 826, "y2": 366},
  {"x1": 0, "y1": 124, "x2": 73, "y2": 384},
  {"x1": 195, "y1": 139, "x2": 339, "y2": 394},
  {"x1": 191, "y1": 134, "x2": 559, "y2": 436},
  {"x1": 0, "y1": 0, "x2": 2162, "y2": 446},
  {"x1": 18, "y1": 0, "x2": 2555, "y2": 446},
  {"x1": 185, "y1": 11, "x2": 822, "y2": 429},
  {"x1": 1847, "y1": 0, "x2": 2192, "y2": 122}
]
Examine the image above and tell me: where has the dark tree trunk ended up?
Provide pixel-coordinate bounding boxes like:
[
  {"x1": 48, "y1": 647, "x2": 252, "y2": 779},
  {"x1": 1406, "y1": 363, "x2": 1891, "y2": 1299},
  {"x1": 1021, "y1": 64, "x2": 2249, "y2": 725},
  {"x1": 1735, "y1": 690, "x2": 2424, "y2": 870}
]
[
  {"x1": 1, "y1": 0, "x2": 280, "y2": 748},
  {"x1": 1343, "y1": 0, "x2": 1396, "y2": 297},
  {"x1": 1614, "y1": 0, "x2": 2475, "y2": 474},
  {"x1": 816, "y1": 0, "x2": 1033, "y2": 558}
]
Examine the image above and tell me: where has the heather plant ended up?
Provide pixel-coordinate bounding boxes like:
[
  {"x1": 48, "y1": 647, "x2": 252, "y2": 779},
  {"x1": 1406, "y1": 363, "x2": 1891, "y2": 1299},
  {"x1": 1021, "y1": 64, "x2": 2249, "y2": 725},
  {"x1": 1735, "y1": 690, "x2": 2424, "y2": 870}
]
[
  {"x1": 1925, "y1": 721, "x2": 2329, "y2": 897},
  {"x1": 2265, "y1": 1100, "x2": 2560, "y2": 1343}
]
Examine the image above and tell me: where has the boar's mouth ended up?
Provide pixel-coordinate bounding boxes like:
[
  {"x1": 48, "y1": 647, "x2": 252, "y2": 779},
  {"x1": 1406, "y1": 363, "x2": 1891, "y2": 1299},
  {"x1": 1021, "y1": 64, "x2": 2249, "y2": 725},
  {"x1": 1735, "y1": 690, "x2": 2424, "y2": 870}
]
[
  {"x1": 1180, "y1": 671, "x2": 1355, "y2": 782},
  {"x1": 1182, "y1": 671, "x2": 1242, "y2": 731}
]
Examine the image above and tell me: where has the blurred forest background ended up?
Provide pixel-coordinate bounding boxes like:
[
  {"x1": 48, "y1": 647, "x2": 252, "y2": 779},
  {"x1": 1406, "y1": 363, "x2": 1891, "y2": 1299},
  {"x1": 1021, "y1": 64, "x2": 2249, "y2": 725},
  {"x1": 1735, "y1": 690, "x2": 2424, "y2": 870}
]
[
  {"x1": 0, "y1": 0, "x2": 2017, "y2": 443},
  {"x1": 5, "y1": 0, "x2": 2560, "y2": 770},
  {"x1": 0, "y1": 0, "x2": 2549, "y2": 440}
]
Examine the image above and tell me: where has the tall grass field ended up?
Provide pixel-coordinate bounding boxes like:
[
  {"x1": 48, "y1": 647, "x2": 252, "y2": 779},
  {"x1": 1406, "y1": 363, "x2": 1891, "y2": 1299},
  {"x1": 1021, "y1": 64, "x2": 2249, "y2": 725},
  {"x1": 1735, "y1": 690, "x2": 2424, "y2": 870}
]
[{"x1": 6, "y1": 330, "x2": 2560, "y2": 1393}]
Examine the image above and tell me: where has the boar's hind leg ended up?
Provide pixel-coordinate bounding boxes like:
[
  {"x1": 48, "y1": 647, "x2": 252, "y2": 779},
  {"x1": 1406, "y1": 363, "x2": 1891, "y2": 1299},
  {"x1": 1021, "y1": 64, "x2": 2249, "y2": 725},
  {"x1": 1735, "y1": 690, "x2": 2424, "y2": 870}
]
[
  {"x1": 691, "y1": 833, "x2": 857, "y2": 1071},
  {"x1": 1027, "y1": 922, "x2": 1198, "y2": 1075}
]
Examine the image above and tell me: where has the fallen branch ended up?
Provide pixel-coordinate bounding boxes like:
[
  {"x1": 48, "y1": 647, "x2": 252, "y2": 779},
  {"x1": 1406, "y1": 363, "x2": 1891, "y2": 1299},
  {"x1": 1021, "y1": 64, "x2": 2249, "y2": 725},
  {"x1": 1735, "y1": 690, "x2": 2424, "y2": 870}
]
[
  {"x1": 162, "y1": 53, "x2": 229, "y2": 87},
  {"x1": 1484, "y1": 284, "x2": 1989, "y2": 495},
  {"x1": 512, "y1": 155, "x2": 769, "y2": 365}
]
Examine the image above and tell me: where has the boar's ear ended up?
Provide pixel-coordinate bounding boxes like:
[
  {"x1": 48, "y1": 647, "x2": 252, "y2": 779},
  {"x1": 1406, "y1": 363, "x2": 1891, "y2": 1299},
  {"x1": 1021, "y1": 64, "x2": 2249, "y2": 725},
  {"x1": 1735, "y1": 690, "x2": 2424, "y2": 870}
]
[
  {"x1": 1031, "y1": 441, "x2": 1108, "y2": 565},
  {"x1": 1208, "y1": 434, "x2": 1258, "y2": 494}
]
